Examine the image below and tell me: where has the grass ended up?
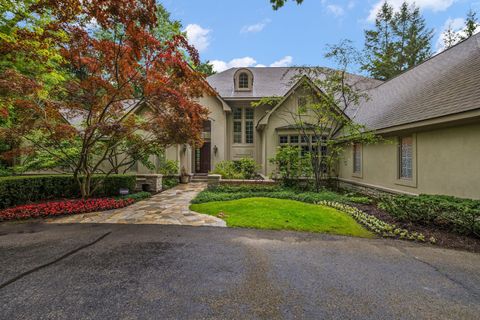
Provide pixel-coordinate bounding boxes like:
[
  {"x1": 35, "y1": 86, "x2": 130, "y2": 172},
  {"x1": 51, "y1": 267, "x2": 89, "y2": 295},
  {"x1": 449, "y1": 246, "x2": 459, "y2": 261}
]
[{"x1": 190, "y1": 197, "x2": 374, "y2": 238}]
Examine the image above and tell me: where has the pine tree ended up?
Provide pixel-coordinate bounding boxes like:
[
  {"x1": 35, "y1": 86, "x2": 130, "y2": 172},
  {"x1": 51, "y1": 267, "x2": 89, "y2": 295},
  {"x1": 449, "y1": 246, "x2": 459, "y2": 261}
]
[
  {"x1": 461, "y1": 9, "x2": 479, "y2": 40},
  {"x1": 402, "y1": 5, "x2": 433, "y2": 69},
  {"x1": 362, "y1": 2, "x2": 396, "y2": 80},
  {"x1": 363, "y1": 1, "x2": 433, "y2": 80}
]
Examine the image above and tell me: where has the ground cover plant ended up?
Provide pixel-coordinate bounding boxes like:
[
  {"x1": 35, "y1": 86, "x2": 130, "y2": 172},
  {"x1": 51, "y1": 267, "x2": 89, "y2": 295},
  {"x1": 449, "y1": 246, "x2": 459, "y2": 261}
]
[
  {"x1": 191, "y1": 184, "x2": 372, "y2": 205},
  {"x1": 190, "y1": 197, "x2": 373, "y2": 238},
  {"x1": 379, "y1": 194, "x2": 480, "y2": 237}
]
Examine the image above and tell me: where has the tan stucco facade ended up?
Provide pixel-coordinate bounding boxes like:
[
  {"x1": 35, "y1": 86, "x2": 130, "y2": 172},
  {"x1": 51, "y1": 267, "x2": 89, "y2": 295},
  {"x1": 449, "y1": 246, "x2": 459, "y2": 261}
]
[
  {"x1": 160, "y1": 71, "x2": 480, "y2": 200},
  {"x1": 338, "y1": 123, "x2": 480, "y2": 200}
]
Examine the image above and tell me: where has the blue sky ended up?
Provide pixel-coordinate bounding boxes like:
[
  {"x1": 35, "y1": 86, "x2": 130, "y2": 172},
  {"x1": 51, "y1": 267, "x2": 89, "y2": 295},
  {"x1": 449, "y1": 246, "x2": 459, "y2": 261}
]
[{"x1": 162, "y1": 0, "x2": 480, "y2": 73}]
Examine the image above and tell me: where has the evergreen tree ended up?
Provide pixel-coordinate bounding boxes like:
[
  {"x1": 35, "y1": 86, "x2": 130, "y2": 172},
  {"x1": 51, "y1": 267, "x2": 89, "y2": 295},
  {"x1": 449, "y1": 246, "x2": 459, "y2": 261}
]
[
  {"x1": 363, "y1": 2, "x2": 396, "y2": 80},
  {"x1": 461, "y1": 9, "x2": 479, "y2": 40},
  {"x1": 197, "y1": 61, "x2": 216, "y2": 76},
  {"x1": 363, "y1": 1, "x2": 433, "y2": 80}
]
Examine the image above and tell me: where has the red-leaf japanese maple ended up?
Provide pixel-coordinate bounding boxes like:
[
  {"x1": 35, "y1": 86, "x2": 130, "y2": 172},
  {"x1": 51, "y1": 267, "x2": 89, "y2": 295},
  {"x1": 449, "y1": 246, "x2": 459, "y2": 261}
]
[{"x1": 1, "y1": 0, "x2": 210, "y2": 197}]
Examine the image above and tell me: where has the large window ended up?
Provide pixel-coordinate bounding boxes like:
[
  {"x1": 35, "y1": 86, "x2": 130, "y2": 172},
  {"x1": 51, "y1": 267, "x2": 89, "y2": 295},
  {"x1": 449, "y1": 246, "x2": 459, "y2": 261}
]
[
  {"x1": 232, "y1": 107, "x2": 254, "y2": 144},
  {"x1": 279, "y1": 134, "x2": 326, "y2": 156},
  {"x1": 233, "y1": 107, "x2": 242, "y2": 143},
  {"x1": 399, "y1": 136, "x2": 413, "y2": 179},
  {"x1": 353, "y1": 143, "x2": 362, "y2": 174}
]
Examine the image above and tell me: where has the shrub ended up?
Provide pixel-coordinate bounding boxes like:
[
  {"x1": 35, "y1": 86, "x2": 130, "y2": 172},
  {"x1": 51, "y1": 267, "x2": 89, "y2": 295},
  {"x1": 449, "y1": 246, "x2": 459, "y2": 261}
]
[
  {"x1": 0, "y1": 198, "x2": 134, "y2": 221},
  {"x1": 0, "y1": 174, "x2": 136, "y2": 209},
  {"x1": 233, "y1": 158, "x2": 259, "y2": 179},
  {"x1": 157, "y1": 159, "x2": 179, "y2": 176},
  {"x1": 163, "y1": 176, "x2": 179, "y2": 190},
  {"x1": 120, "y1": 191, "x2": 151, "y2": 201},
  {"x1": 380, "y1": 194, "x2": 480, "y2": 237},
  {"x1": 211, "y1": 158, "x2": 259, "y2": 179},
  {"x1": 192, "y1": 185, "x2": 372, "y2": 205},
  {"x1": 269, "y1": 146, "x2": 312, "y2": 187}
]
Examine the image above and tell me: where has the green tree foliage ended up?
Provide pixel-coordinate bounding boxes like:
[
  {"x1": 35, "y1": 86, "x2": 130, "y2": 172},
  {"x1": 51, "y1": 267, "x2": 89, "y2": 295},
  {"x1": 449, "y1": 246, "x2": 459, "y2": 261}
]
[
  {"x1": 442, "y1": 23, "x2": 459, "y2": 49},
  {"x1": 461, "y1": 9, "x2": 479, "y2": 40},
  {"x1": 363, "y1": 1, "x2": 433, "y2": 80},
  {"x1": 196, "y1": 60, "x2": 216, "y2": 76},
  {"x1": 270, "y1": 0, "x2": 303, "y2": 10}
]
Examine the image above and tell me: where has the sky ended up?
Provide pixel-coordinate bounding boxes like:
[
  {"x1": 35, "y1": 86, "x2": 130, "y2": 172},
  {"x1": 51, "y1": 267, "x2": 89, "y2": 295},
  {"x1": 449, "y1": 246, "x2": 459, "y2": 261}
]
[{"x1": 162, "y1": 0, "x2": 480, "y2": 73}]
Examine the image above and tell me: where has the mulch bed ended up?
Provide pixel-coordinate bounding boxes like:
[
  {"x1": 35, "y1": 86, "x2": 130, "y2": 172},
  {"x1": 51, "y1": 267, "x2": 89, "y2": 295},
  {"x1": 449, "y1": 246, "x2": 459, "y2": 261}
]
[{"x1": 351, "y1": 203, "x2": 480, "y2": 253}]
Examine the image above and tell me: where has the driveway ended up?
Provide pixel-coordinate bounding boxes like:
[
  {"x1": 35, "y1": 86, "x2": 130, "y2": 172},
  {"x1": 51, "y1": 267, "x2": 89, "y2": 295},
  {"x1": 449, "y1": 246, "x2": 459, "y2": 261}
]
[
  {"x1": 46, "y1": 183, "x2": 226, "y2": 227},
  {"x1": 0, "y1": 223, "x2": 479, "y2": 319}
]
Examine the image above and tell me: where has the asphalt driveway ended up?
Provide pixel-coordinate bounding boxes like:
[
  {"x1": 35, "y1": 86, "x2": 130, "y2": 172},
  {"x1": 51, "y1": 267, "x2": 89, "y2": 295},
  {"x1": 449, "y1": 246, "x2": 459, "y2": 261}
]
[{"x1": 1, "y1": 223, "x2": 479, "y2": 319}]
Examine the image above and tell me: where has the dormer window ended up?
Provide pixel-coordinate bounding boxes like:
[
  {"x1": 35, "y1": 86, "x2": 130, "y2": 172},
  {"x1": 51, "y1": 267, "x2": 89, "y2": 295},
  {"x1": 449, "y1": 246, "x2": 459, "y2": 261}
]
[
  {"x1": 239, "y1": 73, "x2": 249, "y2": 89},
  {"x1": 234, "y1": 68, "x2": 253, "y2": 91}
]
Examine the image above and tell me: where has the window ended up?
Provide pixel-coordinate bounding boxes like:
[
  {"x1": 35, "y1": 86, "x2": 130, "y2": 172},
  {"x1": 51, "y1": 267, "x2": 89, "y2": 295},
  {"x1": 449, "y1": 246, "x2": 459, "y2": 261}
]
[
  {"x1": 399, "y1": 137, "x2": 413, "y2": 179},
  {"x1": 279, "y1": 135, "x2": 288, "y2": 144},
  {"x1": 278, "y1": 134, "x2": 327, "y2": 163},
  {"x1": 232, "y1": 107, "x2": 254, "y2": 144},
  {"x1": 233, "y1": 107, "x2": 242, "y2": 144},
  {"x1": 353, "y1": 143, "x2": 362, "y2": 174},
  {"x1": 238, "y1": 73, "x2": 249, "y2": 89}
]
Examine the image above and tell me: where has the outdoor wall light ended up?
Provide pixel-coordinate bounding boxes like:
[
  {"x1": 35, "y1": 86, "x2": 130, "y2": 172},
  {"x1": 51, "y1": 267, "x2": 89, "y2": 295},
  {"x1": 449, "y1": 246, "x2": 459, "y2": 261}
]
[
  {"x1": 182, "y1": 144, "x2": 187, "y2": 154},
  {"x1": 213, "y1": 145, "x2": 218, "y2": 156}
]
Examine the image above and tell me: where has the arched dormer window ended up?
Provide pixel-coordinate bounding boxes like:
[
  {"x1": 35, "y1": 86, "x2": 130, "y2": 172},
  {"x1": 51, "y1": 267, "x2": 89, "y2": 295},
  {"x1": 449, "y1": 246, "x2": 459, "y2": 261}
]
[
  {"x1": 239, "y1": 73, "x2": 249, "y2": 89},
  {"x1": 234, "y1": 68, "x2": 253, "y2": 91}
]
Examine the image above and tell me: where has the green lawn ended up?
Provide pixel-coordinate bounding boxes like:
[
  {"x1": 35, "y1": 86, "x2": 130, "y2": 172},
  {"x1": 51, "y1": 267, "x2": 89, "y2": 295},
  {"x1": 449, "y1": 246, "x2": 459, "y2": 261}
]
[{"x1": 190, "y1": 197, "x2": 374, "y2": 238}]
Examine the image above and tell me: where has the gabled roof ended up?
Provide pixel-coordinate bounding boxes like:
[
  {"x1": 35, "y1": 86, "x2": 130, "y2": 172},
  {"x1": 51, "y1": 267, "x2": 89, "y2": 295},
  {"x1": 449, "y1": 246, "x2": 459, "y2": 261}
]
[
  {"x1": 350, "y1": 33, "x2": 480, "y2": 131},
  {"x1": 207, "y1": 67, "x2": 381, "y2": 99}
]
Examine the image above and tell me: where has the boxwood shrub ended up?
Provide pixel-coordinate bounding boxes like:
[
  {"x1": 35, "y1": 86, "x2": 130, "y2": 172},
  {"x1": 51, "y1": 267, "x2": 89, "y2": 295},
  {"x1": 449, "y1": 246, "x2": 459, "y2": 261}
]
[
  {"x1": 0, "y1": 174, "x2": 136, "y2": 209},
  {"x1": 379, "y1": 194, "x2": 480, "y2": 237}
]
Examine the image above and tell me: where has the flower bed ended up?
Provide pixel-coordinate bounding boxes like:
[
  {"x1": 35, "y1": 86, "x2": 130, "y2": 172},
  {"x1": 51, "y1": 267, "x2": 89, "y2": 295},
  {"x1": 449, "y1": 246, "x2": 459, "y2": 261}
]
[
  {"x1": 0, "y1": 198, "x2": 134, "y2": 221},
  {"x1": 317, "y1": 201, "x2": 435, "y2": 244}
]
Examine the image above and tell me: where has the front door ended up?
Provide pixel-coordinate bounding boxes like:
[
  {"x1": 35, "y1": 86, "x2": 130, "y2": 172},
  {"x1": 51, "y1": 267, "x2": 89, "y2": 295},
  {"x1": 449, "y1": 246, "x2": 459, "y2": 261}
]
[{"x1": 195, "y1": 142, "x2": 211, "y2": 174}]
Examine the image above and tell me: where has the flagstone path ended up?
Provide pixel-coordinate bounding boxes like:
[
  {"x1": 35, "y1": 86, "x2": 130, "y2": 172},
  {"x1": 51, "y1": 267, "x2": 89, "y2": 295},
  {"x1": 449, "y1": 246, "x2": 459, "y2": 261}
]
[{"x1": 47, "y1": 183, "x2": 226, "y2": 227}]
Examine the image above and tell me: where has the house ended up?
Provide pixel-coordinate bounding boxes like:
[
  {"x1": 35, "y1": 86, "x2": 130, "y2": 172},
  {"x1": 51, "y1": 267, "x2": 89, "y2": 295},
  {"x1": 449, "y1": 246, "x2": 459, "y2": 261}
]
[{"x1": 163, "y1": 33, "x2": 480, "y2": 200}]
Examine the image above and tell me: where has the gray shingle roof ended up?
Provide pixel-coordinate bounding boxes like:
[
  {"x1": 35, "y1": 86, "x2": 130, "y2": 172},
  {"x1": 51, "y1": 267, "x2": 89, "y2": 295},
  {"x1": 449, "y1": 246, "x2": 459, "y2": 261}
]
[
  {"x1": 207, "y1": 33, "x2": 480, "y2": 131},
  {"x1": 207, "y1": 67, "x2": 381, "y2": 99},
  {"x1": 350, "y1": 33, "x2": 480, "y2": 130}
]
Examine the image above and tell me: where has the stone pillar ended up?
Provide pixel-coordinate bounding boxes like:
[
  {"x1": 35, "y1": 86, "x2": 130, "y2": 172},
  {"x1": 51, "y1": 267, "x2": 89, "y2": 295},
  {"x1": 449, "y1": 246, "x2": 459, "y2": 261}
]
[
  {"x1": 135, "y1": 174, "x2": 163, "y2": 193},
  {"x1": 207, "y1": 174, "x2": 221, "y2": 187}
]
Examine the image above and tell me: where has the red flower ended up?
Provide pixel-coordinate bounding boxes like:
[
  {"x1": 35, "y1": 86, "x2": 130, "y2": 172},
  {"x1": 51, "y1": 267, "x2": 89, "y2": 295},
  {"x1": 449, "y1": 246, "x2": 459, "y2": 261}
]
[{"x1": 0, "y1": 198, "x2": 135, "y2": 221}]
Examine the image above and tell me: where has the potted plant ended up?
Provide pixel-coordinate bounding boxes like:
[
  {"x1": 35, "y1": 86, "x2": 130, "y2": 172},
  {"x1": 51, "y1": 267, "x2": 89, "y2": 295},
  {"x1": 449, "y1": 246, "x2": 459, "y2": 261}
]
[{"x1": 180, "y1": 166, "x2": 191, "y2": 184}]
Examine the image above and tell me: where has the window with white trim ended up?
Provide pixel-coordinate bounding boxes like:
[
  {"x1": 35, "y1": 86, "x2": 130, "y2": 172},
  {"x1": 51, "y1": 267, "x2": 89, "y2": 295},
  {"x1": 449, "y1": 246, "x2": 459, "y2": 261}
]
[
  {"x1": 232, "y1": 107, "x2": 254, "y2": 144},
  {"x1": 399, "y1": 136, "x2": 413, "y2": 179}
]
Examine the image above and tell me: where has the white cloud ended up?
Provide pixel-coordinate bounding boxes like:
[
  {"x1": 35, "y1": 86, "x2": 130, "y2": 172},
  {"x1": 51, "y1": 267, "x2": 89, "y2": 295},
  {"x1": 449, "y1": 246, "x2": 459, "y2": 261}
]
[
  {"x1": 327, "y1": 4, "x2": 345, "y2": 17},
  {"x1": 184, "y1": 24, "x2": 211, "y2": 52},
  {"x1": 435, "y1": 17, "x2": 480, "y2": 53},
  {"x1": 240, "y1": 19, "x2": 271, "y2": 34},
  {"x1": 269, "y1": 56, "x2": 293, "y2": 67},
  {"x1": 210, "y1": 56, "x2": 294, "y2": 72},
  {"x1": 347, "y1": 1, "x2": 355, "y2": 10},
  {"x1": 210, "y1": 57, "x2": 258, "y2": 72},
  {"x1": 367, "y1": 0, "x2": 456, "y2": 22}
]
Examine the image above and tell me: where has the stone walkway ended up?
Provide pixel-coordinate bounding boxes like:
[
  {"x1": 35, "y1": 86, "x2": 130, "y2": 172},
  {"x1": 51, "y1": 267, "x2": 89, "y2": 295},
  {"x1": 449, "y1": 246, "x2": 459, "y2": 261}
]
[{"x1": 47, "y1": 183, "x2": 226, "y2": 227}]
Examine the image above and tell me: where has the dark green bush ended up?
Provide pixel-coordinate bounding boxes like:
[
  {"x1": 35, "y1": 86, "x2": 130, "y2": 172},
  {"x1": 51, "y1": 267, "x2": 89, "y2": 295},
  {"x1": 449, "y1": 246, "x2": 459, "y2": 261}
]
[
  {"x1": 0, "y1": 174, "x2": 136, "y2": 209},
  {"x1": 380, "y1": 194, "x2": 480, "y2": 237},
  {"x1": 163, "y1": 176, "x2": 179, "y2": 190},
  {"x1": 192, "y1": 185, "x2": 372, "y2": 205},
  {"x1": 120, "y1": 191, "x2": 151, "y2": 201},
  {"x1": 211, "y1": 158, "x2": 260, "y2": 179}
]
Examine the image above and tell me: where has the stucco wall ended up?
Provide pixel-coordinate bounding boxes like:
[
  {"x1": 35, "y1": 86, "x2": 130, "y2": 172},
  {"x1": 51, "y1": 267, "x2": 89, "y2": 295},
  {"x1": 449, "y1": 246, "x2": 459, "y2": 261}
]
[{"x1": 338, "y1": 122, "x2": 480, "y2": 199}]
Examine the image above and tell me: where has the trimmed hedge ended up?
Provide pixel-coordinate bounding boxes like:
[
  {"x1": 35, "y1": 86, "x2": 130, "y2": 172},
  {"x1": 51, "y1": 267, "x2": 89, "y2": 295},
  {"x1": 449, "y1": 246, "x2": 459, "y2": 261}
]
[
  {"x1": 191, "y1": 185, "x2": 372, "y2": 205},
  {"x1": 379, "y1": 194, "x2": 480, "y2": 237},
  {"x1": 0, "y1": 174, "x2": 136, "y2": 209},
  {"x1": 163, "y1": 176, "x2": 179, "y2": 190}
]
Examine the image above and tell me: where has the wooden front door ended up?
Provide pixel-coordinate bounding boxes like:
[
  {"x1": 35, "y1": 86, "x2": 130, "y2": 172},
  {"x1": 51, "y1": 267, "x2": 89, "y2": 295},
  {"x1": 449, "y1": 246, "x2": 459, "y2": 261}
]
[{"x1": 195, "y1": 142, "x2": 211, "y2": 173}]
